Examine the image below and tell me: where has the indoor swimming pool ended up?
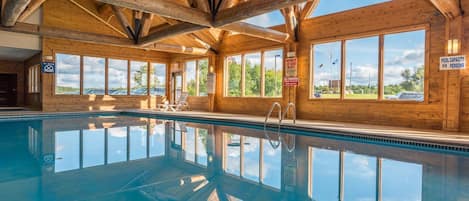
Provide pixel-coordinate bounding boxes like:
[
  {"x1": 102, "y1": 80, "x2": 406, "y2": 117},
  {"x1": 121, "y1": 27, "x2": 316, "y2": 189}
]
[{"x1": 0, "y1": 113, "x2": 468, "y2": 201}]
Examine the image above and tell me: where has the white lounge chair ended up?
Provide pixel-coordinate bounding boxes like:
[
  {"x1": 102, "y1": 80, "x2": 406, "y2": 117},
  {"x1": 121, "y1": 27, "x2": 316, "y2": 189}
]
[{"x1": 157, "y1": 92, "x2": 190, "y2": 112}]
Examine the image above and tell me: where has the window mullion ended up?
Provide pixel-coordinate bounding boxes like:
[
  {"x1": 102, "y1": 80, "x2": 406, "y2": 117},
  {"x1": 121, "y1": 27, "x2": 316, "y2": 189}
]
[
  {"x1": 241, "y1": 55, "x2": 246, "y2": 97},
  {"x1": 80, "y1": 56, "x2": 84, "y2": 95},
  {"x1": 196, "y1": 60, "x2": 200, "y2": 96},
  {"x1": 261, "y1": 51, "x2": 266, "y2": 97},
  {"x1": 105, "y1": 58, "x2": 109, "y2": 95},
  {"x1": 340, "y1": 41, "x2": 346, "y2": 100},
  {"x1": 378, "y1": 35, "x2": 384, "y2": 101},
  {"x1": 127, "y1": 60, "x2": 130, "y2": 96}
]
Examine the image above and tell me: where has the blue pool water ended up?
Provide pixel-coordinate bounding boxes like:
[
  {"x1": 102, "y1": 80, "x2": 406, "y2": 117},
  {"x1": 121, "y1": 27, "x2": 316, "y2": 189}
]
[{"x1": 0, "y1": 114, "x2": 468, "y2": 201}]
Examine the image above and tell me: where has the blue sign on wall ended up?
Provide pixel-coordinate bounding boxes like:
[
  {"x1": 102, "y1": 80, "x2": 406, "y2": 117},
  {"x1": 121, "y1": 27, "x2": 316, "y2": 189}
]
[{"x1": 41, "y1": 62, "x2": 56, "y2": 73}]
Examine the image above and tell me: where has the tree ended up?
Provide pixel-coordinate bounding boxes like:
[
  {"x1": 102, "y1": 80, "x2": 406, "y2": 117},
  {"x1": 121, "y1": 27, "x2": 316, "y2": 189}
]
[{"x1": 400, "y1": 66, "x2": 424, "y2": 92}]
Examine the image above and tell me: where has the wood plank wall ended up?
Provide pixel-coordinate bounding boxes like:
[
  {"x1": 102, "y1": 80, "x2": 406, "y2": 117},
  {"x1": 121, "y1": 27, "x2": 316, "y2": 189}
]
[{"x1": 214, "y1": 0, "x2": 454, "y2": 129}]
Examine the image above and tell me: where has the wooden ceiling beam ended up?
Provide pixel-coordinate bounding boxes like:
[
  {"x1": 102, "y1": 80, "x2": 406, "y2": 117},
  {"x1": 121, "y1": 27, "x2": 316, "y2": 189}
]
[
  {"x1": 1, "y1": 0, "x2": 31, "y2": 27},
  {"x1": 17, "y1": 0, "x2": 46, "y2": 22},
  {"x1": 140, "y1": 13, "x2": 154, "y2": 37},
  {"x1": 428, "y1": 0, "x2": 461, "y2": 20},
  {"x1": 299, "y1": 0, "x2": 319, "y2": 20},
  {"x1": 138, "y1": 22, "x2": 206, "y2": 47},
  {"x1": 221, "y1": 22, "x2": 289, "y2": 43},
  {"x1": 111, "y1": 5, "x2": 135, "y2": 39},
  {"x1": 96, "y1": 0, "x2": 212, "y2": 27},
  {"x1": 0, "y1": 22, "x2": 210, "y2": 55},
  {"x1": 212, "y1": 0, "x2": 312, "y2": 27}
]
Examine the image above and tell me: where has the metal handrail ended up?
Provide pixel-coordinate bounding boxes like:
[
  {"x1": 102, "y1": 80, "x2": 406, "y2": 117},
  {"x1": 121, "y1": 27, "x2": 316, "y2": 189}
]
[
  {"x1": 264, "y1": 102, "x2": 297, "y2": 152},
  {"x1": 282, "y1": 102, "x2": 296, "y2": 125},
  {"x1": 264, "y1": 102, "x2": 282, "y2": 149}
]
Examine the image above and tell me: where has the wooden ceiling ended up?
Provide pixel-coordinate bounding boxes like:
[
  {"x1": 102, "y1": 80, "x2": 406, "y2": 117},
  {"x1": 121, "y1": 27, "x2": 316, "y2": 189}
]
[{"x1": 0, "y1": 0, "x2": 463, "y2": 55}]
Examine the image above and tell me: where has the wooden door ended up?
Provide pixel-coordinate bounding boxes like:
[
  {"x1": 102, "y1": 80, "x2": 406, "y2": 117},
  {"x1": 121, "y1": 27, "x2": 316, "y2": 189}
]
[{"x1": 0, "y1": 74, "x2": 17, "y2": 107}]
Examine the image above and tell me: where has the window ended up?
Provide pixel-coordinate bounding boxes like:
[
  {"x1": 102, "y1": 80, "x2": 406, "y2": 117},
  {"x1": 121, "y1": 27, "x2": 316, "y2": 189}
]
[
  {"x1": 56, "y1": 53, "x2": 167, "y2": 96},
  {"x1": 55, "y1": 130, "x2": 80, "y2": 172},
  {"x1": 185, "y1": 61, "x2": 197, "y2": 96},
  {"x1": 83, "y1": 56, "x2": 105, "y2": 95},
  {"x1": 343, "y1": 152, "x2": 376, "y2": 200},
  {"x1": 309, "y1": 146, "x2": 423, "y2": 201},
  {"x1": 311, "y1": 29, "x2": 426, "y2": 101},
  {"x1": 28, "y1": 65, "x2": 40, "y2": 93},
  {"x1": 224, "y1": 48, "x2": 284, "y2": 98},
  {"x1": 129, "y1": 126, "x2": 147, "y2": 160},
  {"x1": 382, "y1": 159, "x2": 422, "y2": 201},
  {"x1": 184, "y1": 127, "x2": 209, "y2": 166},
  {"x1": 245, "y1": 52, "x2": 261, "y2": 97},
  {"x1": 384, "y1": 30, "x2": 425, "y2": 101},
  {"x1": 264, "y1": 49, "x2": 283, "y2": 97},
  {"x1": 198, "y1": 59, "x2": 209, "y2": 96},
  {"x1": 223, "y1": 133, "x2": 282, "y2": 189},
  {"x1": 312, "y1": 42, "x2": 342, "y2": 99},
  {"x1": 55, "y1": 53, "x2": 80, "y2": 95},
  {"x1": 312, "y1": 0, "x2": 390, "y2": 17},
  {"x1": 185, "y1": 58, "x2": 209, "y2": 96},
  {"x1": 82, "y1": 129, "x2": 105, "y2": 168},
  {"x1": 310, "y1": 148, "x2": 340, "y2": 200},
  {"x1": 108, "y1": 59, "x2": 128, "y2": 95},
  {"x1": 345, "y1": 36, "x2": 379, "y2": 99},
  {"x1": 150, "y1": 63, "x2": 167, "y2": 96},
  {"x1": 149, "y1": 122, "x2": 165, "y2": 157},
  {"x1": 226, "y1": 55, "x2": 242, "y2": 97},
  {"x1": 130, "y1": 61, "x2": 148, "y2": 95},
  {"x1": 107, "y1": 127, "x2": 128, "y2": 164}
]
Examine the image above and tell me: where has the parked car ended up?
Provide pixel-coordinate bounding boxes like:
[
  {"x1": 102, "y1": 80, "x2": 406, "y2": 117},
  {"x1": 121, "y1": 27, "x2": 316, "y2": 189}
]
[{"x1": 385, "y1": 92, "x2": 423, "y2": 101}]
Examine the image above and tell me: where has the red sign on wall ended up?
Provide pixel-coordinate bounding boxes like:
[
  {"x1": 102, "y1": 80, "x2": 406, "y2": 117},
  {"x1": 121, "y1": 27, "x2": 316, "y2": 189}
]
[{"x1": 283, "y1": 77, "x2": 299, "y2": 87}]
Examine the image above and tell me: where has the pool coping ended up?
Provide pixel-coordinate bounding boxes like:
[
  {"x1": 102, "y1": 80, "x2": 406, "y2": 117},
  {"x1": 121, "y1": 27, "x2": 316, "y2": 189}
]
[
  {"x1": 1, "y1": 110, "x2": 469, "y2": 150},
  {"x1": 126, "y1": 110, "x2": 469, "y2": 150}
]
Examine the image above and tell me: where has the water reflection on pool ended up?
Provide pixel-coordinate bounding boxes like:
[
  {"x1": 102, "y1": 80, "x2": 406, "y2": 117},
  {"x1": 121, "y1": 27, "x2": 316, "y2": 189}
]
[{"x1": 0, "y1": 115, "x2": 468, "y2": 201}]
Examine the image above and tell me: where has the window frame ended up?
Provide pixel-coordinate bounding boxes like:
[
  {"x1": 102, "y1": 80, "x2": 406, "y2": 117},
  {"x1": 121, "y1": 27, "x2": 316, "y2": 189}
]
[
  {"x1": 222, "y1": 132, "x2": 282, "y2": 191},
  {"x1": 309, "y1": 24, "x2": 429, "y2": 104},
  {"x1": 150, "y1": 62, "x2": 168, "y2": 97},
  {"x1": 28, "y1": 64, "x2": 40, "y2": 94},
  {"x1": 183, "y1": 57, "x2": 209, "y2": 97},
  {"x1": 53, "y1": 52, "x2": 168, "y2": 97},
  {"x1": 223, "y1": 46, "x2": 285, "y2": 99}
]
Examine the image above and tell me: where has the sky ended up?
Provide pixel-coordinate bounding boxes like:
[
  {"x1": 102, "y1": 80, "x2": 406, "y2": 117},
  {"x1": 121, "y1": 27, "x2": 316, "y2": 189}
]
[
  {"x1": 244, "y1": 0, "x2": 390, "y2": 27},
  {"x1": 314, "y1": 30, "x2": 425, "y2": 88}
]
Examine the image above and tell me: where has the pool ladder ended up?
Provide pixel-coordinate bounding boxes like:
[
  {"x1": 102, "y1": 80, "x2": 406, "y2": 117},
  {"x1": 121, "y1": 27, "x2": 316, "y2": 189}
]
[{"x1": 264, "y1": 102, "x2": 296, "y2": 152}]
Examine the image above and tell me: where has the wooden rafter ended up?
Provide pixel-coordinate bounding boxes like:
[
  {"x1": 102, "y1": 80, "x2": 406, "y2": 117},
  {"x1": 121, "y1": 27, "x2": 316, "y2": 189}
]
[
  {"x1": 212, "y1": 0, "x2": 312, "y2": 27},
  {"x1": 281, "y1": 6, "x2": 298, "y2": 41},
  {"x1": 222, "y1": 22, "x2": 289, "y2": 43},
  {"x1": 140, "y1": 13, "x2": 154, "y2": 37},
  {"x1": 428, "y1": 0, "x2": 461, "y2": 20},
  {"x1": 17, "y1": 0, "x2": 46, "y2": 22},
  {"x1": 97, "y1": 0, "x2": 212, "y2": 27},
  {"x1": 112, "y1": 5, "x2": 134, "y2": 39},
  {"x1": 0, "y1": 22, "x2": 210, "y2": 55},
  {"x1": 299, "y1": 0, "x2": 319, "y2": 20},
  {"x1": 1, "y1": 0, "x2": 31, "y2": 27},
  {"x1": 139, "y1": 22, "x2": 206, "y2": 47}
]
